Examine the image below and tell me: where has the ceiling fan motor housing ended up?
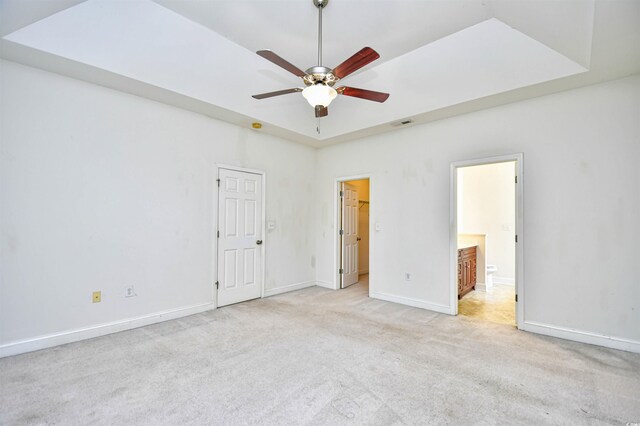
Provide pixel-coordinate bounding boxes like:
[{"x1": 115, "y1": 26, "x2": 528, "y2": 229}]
[{"x1": 303, "y1": 66, "x2": 337, "y2": 87}]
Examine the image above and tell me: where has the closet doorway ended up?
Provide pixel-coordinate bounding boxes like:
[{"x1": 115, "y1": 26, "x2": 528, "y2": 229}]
[{"x1": 335, "y1": 176, "x2": 371, "y2": 294}]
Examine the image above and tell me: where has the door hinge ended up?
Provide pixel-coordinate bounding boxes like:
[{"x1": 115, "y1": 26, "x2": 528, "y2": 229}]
[
  {"x1": 515, "y1": 235, "x2": 518, "y2": 243},
  {"x1": 217, "y1": 230, "x2": 220, "y2": 238},
  {"x1": 515, "y1": 176, "x2": 518, "y2": 184},
  {"x1": 339, "y1": 229, "x2": 344, "y2": 235},
  {"x1": 515, "y1": 294, "x2": 518, "y2": 302},
  {"x1": 340, "y1": 190, "x2": 344, "y2": 197},
  {"x1": 339, "y1": 268, "x2": 344, "y2": 274},
  {"x1": 216, "y1": 178, "x2": 221, "y2": 187},
  {"x1": 215, "y1": 281, "x2": 219, "y2": 289}
]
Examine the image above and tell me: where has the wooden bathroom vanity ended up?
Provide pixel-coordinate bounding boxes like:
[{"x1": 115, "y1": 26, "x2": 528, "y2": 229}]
[{"x1": 458, "y1": 245, "x2": 477, "y2": 299}]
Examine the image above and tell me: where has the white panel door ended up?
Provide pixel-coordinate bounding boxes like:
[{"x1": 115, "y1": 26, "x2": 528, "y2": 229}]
[
  {"x1": 217, "y1": 168, "x2": 263, "y2": 307},
  {"x1": 341, "y1": 182, "x2": 359, "y2": 288}
]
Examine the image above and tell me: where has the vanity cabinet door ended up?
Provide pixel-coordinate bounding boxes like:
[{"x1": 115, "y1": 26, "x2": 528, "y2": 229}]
[{"x1": 458, "y1": 246, "x2": 477, "y2": 299}]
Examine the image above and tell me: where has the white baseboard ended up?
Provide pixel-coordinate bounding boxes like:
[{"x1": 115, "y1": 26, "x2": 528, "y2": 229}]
[
  {"x1": 370, "y1": 291, "x2": 450, "y2": 314},
  {"x1": 476, "y1": 282, "x2": 487, "y2": 291},
  {"x1": 264, "y1": 280, "x2": 315, "y2": 297},
  {"x1": 0, "y1": 301, "x2": 215, "y2": 358},
  {"x1": 316, "y1": 280, "x2": 335, "y2": 290},
  {"x1": 523, "y1": 321, "x2": 640, "y2": 354},
  {"x1": 493, "y1": 276, "x2": 515, "y2": 285}
]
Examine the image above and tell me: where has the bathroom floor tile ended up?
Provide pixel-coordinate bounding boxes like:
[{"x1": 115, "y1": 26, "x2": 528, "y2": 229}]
[{"x1": 458, "y1": 283, "x2": 515, "y2": 326}]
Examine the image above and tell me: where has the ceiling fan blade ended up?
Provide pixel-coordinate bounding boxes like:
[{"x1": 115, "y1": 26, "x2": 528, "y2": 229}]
[
  {"x1": 315, "y1": 105, "x2": 328, "y2": 118},
  {"x1": 252, "y1": 88, "x2": 302, "y2": 100},
  {"x1": 336, "y1": 86, "x2": 389, "y2": 103},
  {"x1": 332, "y1": 47, "x2": 380, "y2": 79},
  {"x1": 257, "y1": 50, "x2": 306, "y2": 77}
]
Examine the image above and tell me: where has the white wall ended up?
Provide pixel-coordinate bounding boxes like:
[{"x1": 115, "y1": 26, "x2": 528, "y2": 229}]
[
  {"x1": 0, "y1": 60, "x2": 317, "y2": 353},
  {"x1": 458, "y1": 162, "x2": 515, "y2": 283},
  {"x1": 2, "y1": 59, "x2": 639, "y2": 355},
  {"x1": 315, "y1": 75, "x2": 640, "y2": 346}
]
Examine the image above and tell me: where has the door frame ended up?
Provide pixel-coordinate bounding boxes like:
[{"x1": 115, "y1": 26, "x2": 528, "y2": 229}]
[
  {"x1": 449, "y1": 153, "x2": 524, "y2": 328},
  {"x1": 334, "y1": 174, "x2": 374, "y2": 295},
  {"x1": 214, "y1": 164, "x2": 267, "y2": 308}
]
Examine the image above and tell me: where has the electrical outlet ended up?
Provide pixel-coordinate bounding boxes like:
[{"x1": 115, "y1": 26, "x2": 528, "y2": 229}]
[
  {"x1": 125, "y1": 285, "x2": 136, "y2": 298},
  {"x1": 92, "y1": 291, "x2": 101, "y2": 303},
  {"x1": 405, "y1": 272, "x2": 412, "y2": 281}
]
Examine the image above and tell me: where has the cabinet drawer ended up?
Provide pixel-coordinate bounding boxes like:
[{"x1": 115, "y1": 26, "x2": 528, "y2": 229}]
[{"x1": 458, "y1": 246, "x2": 476, "y2": 256}]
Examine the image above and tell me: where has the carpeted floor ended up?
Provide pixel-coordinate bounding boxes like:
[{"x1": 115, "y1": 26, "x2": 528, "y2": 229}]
[
  {"x1": 1, "y1": 277, "x2": 639, "y2": 425},
  {"x1": 458, "y1": 283, "x2": 516, "y2": 326}
]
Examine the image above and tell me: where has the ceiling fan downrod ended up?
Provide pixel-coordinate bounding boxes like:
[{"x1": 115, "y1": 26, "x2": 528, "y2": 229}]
[
  {"x1": 304, "y1": 0, "x2": 333, "y2": 85},
  {"x1": 314, "y1": 0, "x2": 329, "y2": 67}
]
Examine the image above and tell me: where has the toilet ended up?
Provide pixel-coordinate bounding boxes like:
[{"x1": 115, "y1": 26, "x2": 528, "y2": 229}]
[{"x1": 486, "y1": 264, "x2": 498, "y2": 289}]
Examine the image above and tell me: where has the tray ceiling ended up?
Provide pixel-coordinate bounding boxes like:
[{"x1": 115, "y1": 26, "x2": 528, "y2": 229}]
[{"x1": 1, "y1": 0, "x2": 639, "y2": 147}]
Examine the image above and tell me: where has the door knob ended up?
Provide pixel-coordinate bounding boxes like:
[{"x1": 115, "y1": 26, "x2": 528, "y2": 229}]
[
  {"x1": 357, "y1": 237, "x2": 362, "y2": 241},
  {"x1": 256, "y1": 240, "x2": 263, "y2": 245}
]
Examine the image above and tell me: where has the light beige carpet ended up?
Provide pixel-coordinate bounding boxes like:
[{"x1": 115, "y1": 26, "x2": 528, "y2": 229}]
[{"x1": 1, "y1": 277, "x2": 639, "y2": 425}]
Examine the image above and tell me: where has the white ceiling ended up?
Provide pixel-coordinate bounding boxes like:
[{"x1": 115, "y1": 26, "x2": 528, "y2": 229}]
[{"x1": 1, "y1": 0, "x2": 639, "y2": 147}]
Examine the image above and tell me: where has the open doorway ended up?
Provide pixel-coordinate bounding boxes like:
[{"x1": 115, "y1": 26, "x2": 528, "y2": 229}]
[
  {"x1": 336, "y1": 178, "x2": 370, "y2": 294},
  {"x1": 451, "y1": 154, "x2": 523, "y2": 328}
]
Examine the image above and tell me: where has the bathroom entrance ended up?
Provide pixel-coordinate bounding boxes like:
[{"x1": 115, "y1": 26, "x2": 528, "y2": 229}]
[{"x1": 450, "y1": 154, "x2": 523, "y2": 328}]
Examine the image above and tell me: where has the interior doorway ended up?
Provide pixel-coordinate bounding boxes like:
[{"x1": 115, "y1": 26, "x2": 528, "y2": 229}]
[
  {"x1": 450, "y1": 154, "x2": 524, "y2": 328},
  {"x1": 336, "y1": 177, "x2": 370, "y2": 293},
  {"x1": 216, "y1": 166, "x2": 265, "y2": 307}
]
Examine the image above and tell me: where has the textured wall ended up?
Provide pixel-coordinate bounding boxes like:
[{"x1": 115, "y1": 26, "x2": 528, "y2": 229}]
[
  {"x1": 0, "y1": 60, "x2": 317, "y2": 347},
  {"x1": 315, "y1": 75, "x2": 640, "y2": 342}
]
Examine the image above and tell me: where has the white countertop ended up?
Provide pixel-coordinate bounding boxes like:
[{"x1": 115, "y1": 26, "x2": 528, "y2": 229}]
[{"x1": 458, "y1": 243, "x2": 478, "y2": 249}]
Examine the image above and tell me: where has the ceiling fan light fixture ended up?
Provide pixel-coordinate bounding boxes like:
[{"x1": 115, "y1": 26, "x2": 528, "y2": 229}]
[{"x1": 302, "y1": 83, "x2": 337, "y2": 107}]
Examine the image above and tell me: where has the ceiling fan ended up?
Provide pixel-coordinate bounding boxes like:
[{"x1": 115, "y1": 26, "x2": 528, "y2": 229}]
[{"x1": 251, "y1": 0, "x2": 389, "y2": 118}]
